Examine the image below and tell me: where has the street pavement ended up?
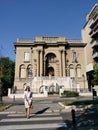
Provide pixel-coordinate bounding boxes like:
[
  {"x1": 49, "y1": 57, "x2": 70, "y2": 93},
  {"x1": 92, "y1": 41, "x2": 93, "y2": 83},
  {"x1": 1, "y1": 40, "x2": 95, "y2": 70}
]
[
  {"x1": 0, "y1": 95, "x2": 98, "y2": 129},
  {"x1": 0, "y1": 111, "x2": 68, "y2": 130},
  {"x1": 0, "y1": 96, "x2": 69, "y2": 130}
]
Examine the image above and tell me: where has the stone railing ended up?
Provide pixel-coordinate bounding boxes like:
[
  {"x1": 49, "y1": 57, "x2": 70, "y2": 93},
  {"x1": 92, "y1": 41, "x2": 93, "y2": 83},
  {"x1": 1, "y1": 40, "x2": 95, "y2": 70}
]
[
  {"x1": 66, "y1": 39, "x2": 82, "y2": 43},
  {"x1": 17, "y1": 38, "x2": 34, "y2": 43}
]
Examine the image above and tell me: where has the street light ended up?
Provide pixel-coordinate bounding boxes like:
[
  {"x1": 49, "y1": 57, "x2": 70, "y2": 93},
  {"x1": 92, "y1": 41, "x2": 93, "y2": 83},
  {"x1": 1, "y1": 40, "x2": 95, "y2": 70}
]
[
  {"x1": 30, "y1": 47, "x2": 33, "y2": 91},
  {"x1": 0, "y1": 61, "x2": 3, "y2": 103}
]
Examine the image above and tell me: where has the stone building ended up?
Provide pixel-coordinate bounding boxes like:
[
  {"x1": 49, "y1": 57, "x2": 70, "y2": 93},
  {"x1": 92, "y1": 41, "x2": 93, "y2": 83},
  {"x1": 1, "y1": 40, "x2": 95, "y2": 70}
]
[
  {"x1": 14, "y1": 36, "x2": 87, "y2": 92},
  {"x1": 13, "y1": 4, "x2": 98, "y2": 94}
]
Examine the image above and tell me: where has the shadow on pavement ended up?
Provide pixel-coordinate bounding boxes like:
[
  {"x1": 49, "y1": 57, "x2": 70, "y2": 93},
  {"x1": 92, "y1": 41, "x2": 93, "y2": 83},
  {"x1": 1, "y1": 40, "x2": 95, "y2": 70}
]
[
  {"x1": 75, "y1": 104, "x2": 98, "y2": 130},
  {"x1": 34, "y1": 107, "x2": 50, "y2": 115}
]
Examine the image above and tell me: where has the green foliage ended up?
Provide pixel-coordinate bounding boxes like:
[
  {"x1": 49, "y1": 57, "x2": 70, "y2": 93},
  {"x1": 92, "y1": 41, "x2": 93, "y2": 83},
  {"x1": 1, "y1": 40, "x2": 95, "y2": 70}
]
[
  {"x1": 62, "y1": 90, "x2": 79, "y2": 97},
  {"x1": 48, "y1": 92, "x2": 59, "y2": 95},
  {"x1": 93, "y1": 63, "x2": 98, "y2": 84},
  {"x1": 64, "y1": 100, "x2": 98, "y2": 106},
  {"x1": 0, "y1": 57, "x2": 15, "y2": 95}
]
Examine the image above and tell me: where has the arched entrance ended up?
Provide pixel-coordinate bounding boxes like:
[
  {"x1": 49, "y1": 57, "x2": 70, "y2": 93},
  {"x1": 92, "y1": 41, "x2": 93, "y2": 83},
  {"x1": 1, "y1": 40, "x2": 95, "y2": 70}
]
[
  {"x1": 47, "y1": 66, "x2": 54, "y2": 76},
  {"x1": 45, "y1": 53, "x2": 56, "y2": 76}
]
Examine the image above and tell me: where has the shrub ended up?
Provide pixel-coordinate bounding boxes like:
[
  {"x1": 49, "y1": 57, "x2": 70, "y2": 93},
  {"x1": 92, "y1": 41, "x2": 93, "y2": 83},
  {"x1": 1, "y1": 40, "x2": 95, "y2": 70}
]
[
  {"x1": 62, "y1": 90, "x2": 79, "y2": 97},
  {"x1": 48, "y1": 92, "x2": 59, "y2": 95}
]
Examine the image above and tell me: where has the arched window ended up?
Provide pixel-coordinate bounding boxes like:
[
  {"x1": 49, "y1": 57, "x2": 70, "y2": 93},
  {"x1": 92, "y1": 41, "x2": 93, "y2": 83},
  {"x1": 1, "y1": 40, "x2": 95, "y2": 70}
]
[
  {"x1": 46, "y1": 53, "x2": 56, "y2": 62},
  {"x1": 77, "y1": 64, "x2": 81, "y2": 77},
  {"x1": 69, "y1": 64, "x2": 74, "y2": 77},
  {"x1": 19, "y1": 64, "x2": 26, "y2": 78},
  {"x1": 27, "y1": 64, "x2": 32, "y2": 78}
]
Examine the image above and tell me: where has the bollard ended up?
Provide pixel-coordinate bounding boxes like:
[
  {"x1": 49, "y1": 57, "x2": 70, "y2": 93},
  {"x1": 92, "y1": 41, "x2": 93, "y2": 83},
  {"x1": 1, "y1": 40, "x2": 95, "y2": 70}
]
[
  {"x1": 13, "y1": 95, "x2": 15, "y2": 102},
  {"x1": 71, "y1": 109, "x2": 77, "y2": 130},
  {"x1": 71, "y1": 109, "x2": 76, "y2": 125},
  {"x1": 92, "y1": 89, "x2": 97, "y2": 100}
]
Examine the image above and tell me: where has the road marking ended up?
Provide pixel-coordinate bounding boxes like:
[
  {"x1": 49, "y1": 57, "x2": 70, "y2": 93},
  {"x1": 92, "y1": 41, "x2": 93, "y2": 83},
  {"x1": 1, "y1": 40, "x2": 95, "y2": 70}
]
[
  {"x1": 0, "y1": 123, "x2": 67, "y2": 130},
  {"x1": 1, "y1": 116, "x2": 62, "y2": 122},
  {"x1": 0, "y1": 112, "x2": 67, "y2": 129},
  {"x1": 7, "y1": 112, "x2": 60, "y2": 117}
]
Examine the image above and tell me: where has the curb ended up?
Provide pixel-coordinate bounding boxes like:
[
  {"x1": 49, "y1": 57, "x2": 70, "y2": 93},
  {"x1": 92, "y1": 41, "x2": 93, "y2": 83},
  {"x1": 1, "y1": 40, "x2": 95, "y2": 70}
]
[{"x1": 58, "y1": 102, "x2": 95, "y2": 112}]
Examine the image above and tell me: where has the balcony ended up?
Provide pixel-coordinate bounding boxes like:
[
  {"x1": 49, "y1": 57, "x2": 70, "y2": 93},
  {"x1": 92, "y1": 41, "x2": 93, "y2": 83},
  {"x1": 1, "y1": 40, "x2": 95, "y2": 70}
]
[
  {"x1": 89, "y1": 13, "x2": 98, "y2": 28},
  {"x1": 89, "y1": 23, "x2": 98, "y2": 35},
  {"x1": 92, "y1": 52, "x2": 98, "y2": 58},
  {"x1": 91, "y1": 40, "x2": 98, "y2": 48},
  {"x1": 91, "y1": 26, "x2": 98, "y2": 38},
  {"x1": 89, "y1": 19, "x2": 94, "y2": 28}
]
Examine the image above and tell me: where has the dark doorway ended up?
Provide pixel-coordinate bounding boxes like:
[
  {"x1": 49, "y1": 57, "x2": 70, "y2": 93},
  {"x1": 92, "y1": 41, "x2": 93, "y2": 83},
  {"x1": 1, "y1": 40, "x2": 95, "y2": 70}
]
[{"x1": 47, "y1": 67, "x2": 54, "y2": 76}]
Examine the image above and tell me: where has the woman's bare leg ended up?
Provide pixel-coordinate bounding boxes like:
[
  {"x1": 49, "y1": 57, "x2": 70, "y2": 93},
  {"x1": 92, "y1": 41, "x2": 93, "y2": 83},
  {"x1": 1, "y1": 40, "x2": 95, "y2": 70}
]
[
  {"x1": 27, "y1": 107, "x2": 30, "y2": 118},
  {"x1": 25, "y1": 108, "x2": 27, "y2": 117}
]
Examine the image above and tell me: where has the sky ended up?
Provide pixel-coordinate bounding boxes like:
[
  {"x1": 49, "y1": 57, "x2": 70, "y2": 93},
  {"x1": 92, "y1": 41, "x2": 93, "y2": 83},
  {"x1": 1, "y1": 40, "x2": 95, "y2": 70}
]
[{"x1": 0, "y1": 0, "x2": 98, "y2": 61}]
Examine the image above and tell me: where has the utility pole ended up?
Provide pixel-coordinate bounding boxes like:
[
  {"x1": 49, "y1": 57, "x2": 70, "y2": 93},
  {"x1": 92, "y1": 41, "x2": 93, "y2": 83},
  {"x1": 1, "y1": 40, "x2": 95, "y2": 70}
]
[
  {"x1": 0, "y1": 45, "x2": 3, "y2": 103},
  {"x1": 30, "y1": 47, "x2": 33, "y2": 91},
  {"x1": 0, "y1": 60, "x2": 3, "y2": 103}
]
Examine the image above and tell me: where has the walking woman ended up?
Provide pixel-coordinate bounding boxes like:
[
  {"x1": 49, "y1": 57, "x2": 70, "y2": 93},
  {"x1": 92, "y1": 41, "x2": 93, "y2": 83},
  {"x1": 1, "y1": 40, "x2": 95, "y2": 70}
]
[{"x1": 23, "y1": 86, "x2": 33, "y2": 118}]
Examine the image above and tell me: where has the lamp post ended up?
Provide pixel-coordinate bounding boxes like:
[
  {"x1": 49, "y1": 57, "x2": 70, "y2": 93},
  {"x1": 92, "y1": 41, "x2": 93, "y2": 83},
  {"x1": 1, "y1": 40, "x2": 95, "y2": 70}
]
[
  {"x1": 74, "y1": 63, "x2": 77, "y2": 91},
  {"x1": 0, "y1": 62, "x2": 3, "y2": 103},
  {"x1": 0, "y1": 79, "x2": 2, "y2": 103},
  {"x1": 30, "y1": 47, "x2": 33, "y2": 91}
]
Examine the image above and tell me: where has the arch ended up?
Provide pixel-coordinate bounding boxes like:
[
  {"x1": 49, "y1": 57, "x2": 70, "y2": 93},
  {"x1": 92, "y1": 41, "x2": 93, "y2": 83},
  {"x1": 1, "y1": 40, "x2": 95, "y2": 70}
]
[
  {"x1": 45, "y1": 53, "x2": 56, "y2": 76},
  {"x1": 76, "y1": 64, "x2": 81, "y2": 77},
  {"x1": 27, "y1": 64, "x2": 32, "y2": 78},
  {"x1": 46, "y1": 53, "x2": 56, "y2": 62},
  {"x1": 69, "y1": 64, "x2": 74, "y2": 77},
  {"x1": 39, "y1": 85, "x2": 48, "y2": 93}
]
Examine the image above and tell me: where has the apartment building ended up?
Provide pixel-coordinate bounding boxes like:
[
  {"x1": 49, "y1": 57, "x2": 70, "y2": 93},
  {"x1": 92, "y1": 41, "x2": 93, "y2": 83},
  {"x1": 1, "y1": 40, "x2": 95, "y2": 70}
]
[{"x1": 82, "y1": 3, "x2": 98, "y2": 91}]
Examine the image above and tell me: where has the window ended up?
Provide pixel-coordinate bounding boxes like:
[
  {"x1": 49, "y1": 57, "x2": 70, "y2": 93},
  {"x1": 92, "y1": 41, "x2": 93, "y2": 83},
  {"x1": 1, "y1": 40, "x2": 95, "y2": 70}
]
[
  {"x1": 69, "y1": 64, "x2": 74, "y2": 77},
  {"x1": 24, "y1": 52, "x2": 30, "y2": 62},
  {"x1": 47, "y1": 53, "x2": 56, "y2": 62},
  {"x1": 20, "y1": 65, "x2": 26, "y2": 78},
  {"x1": 77, "y1": 65, "x2": 81, "y2": 77},
  {"x1": 27, "y1": 65, "x2": 32, "y2": 78}
]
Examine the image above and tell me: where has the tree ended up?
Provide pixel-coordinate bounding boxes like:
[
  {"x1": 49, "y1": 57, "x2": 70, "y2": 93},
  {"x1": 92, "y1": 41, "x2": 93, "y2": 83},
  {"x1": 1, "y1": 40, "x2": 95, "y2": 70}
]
[
  {"x1": 0, "y1": 57, "x2": 15, "y2": 96},
  {"x1": 93, "y1": 63, "x2": 98, "y2": 84}
]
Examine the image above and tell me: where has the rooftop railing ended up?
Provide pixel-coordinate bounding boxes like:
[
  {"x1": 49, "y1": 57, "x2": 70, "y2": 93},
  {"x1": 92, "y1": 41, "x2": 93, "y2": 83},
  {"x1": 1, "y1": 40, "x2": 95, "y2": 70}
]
[
  {"x1": 66, "y1": 39, "x2": 82, "y2": 43},
  {"x1": 16, "y1": 38, "x2": 82, "y2": 43},
  {"x1": 17, "y1": 38, "x2": 35, "y2": 43}
]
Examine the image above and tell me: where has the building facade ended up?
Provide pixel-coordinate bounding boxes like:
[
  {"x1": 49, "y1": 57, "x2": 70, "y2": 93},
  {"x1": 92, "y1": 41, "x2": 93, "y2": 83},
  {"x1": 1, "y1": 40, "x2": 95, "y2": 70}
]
[
  {"x1": 82, "y1": 3, "x2": 98, "y2": 91},
  {"x1": 14, "y1": 36, "x2": 87, "y2": 91}
]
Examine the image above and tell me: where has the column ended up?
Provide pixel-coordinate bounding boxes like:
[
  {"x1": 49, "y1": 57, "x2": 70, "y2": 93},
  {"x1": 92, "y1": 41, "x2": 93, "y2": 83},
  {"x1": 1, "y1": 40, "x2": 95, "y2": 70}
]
[
  {"x1": 36, "y1": 50, "x2": 40, "y2": 77},
  {"x1": 59, "y1": 50, "x2": 63, "y2": 77},
  {"x1": 43, "y1": 57, "x2": 46, "y2": 76},
  {"x1": 62, "y1": 50, "x2": 66, "y2": 76},
  {"x1": 40, "y1": 50, "x2": 43, "y2": 76}
]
